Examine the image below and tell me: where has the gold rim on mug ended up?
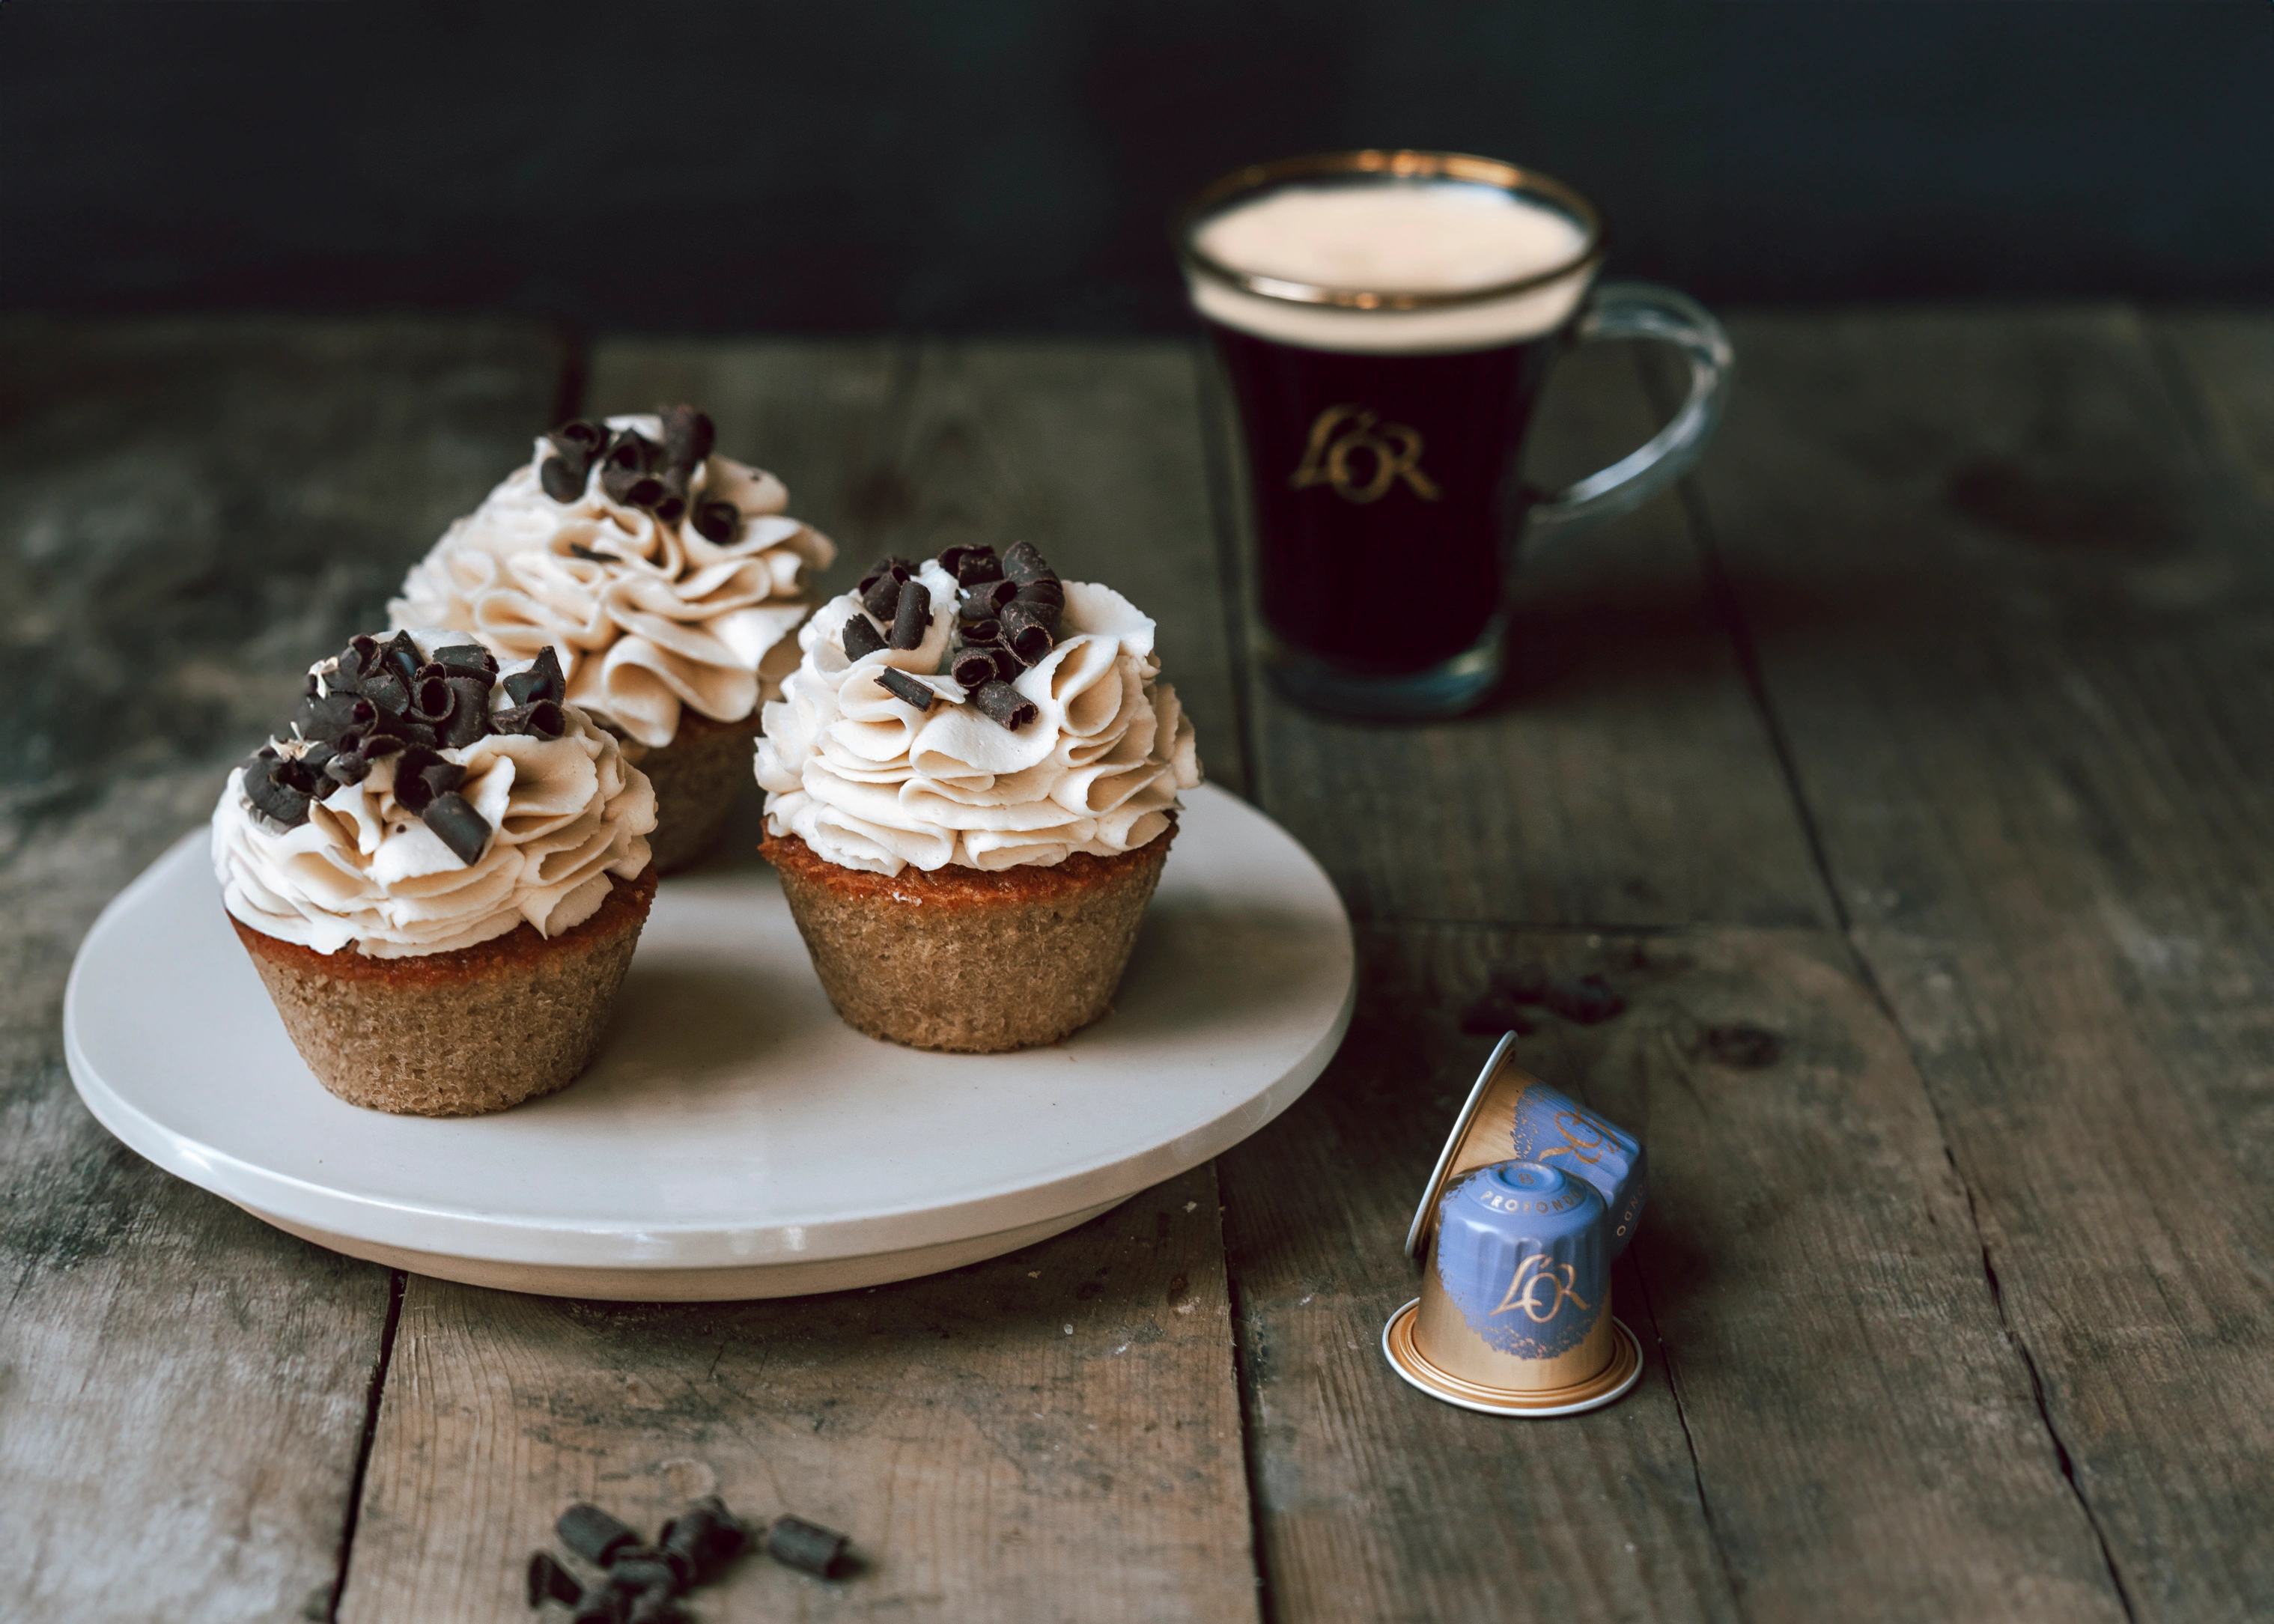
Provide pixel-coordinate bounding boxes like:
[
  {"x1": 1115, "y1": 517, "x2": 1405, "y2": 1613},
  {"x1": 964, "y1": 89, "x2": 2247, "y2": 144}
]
[
  {"x1": 1381, "y1": 1300, "x2": 1644, "y2": 1417},
  {"x1": 1173, "y1": 149, "x2": 1608, "y2": 313}
]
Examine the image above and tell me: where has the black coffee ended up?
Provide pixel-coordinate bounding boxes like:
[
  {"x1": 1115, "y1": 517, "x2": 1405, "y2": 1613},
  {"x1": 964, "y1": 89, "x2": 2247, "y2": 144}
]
[{"x1": 1209, "y1": 324, "x2": 1559, "y2": 670}]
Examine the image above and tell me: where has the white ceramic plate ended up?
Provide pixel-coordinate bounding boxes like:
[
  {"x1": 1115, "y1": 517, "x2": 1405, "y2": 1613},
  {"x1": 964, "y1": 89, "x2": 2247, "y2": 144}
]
[{"x1": 64, "y1": 783, "x2": 1353, "y2": 1300}]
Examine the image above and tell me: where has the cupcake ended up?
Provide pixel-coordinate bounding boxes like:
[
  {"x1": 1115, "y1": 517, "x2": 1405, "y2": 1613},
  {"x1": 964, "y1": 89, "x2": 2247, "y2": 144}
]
[
  {"x1": 213, "y1": 630, "x2": 658, "y2": 1116},
  {"x1": 389, "y1": 406, "x2": 835, "y2": 872},
  {"x1": 756, "y1": 542, "x2": 1202, "y2": 1052}
]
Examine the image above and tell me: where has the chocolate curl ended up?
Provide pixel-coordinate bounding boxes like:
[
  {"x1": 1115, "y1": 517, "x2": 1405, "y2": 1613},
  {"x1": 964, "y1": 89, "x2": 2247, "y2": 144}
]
[
  {"x1": 955, "y1": 545, "x2": 1004, "y2": 587},
  {"x1": 876, "y1": 668, "x2": 937, "y2": 712},
  {"x1": 955, "y1": 612, "x2": 1001, "y2": 644},
  {"x1": 359, "y1": 668, "x2": 410, "y2": 715},
  {"x1": 857, "y1": 553, "x2": 914, "y2": 593},
  {"x1": 622, "y1": 1589, "x2": 681, "y2": 1624},
  {"x1": 998, "y1": 599, "x2": 1057, "y2": 664},
  {"x1": 388, "y1": 747, "x2": 462, "y2": 814},
  {"x1": 860, "y1": 571, "x2": 905, "y2": 623},
  {"x1": 973, "y1": 679, "x2": 1036, "y2": 732},
  {"x1": 887, "y1": 580, "x2": 931, "y2": 650},
  {"x1": 430, "y1": 644, "x2": 498, "y2": 681},
  {"x1": 949, "y1": 645, "x2": 1001, "y2": 688},
  {"x1": 651, "y1": 463, "x2": 690, "y2": 526},
  {"x1": 599, "y1": 430, "x2": 658, "y2": 504},
  {"x1": 377, "y1": 630, "x2": 422, "y2": 690},
  {"x1": 556, "y1": 1504, "x2": 641, "y2": 1569},
  {"x1": 658, "y1": 1497, "x2": 747, "y2": 1586},
  {"x1": 410, "y1": 672, "x2": 455, "y2": 726},
  {"x1": 362, "y1": 706, "x2": 437, "y2": 749},
  {"x1": 504, "y1": 646, "x2": 567, "y2": 706},
  {"x1": 764, "y1": 1515, "x2": 850, "y2": 1579},
  {"x1": 839, "y1": 612, "x2": 887, "y2": 661},
  {"x1": 1003, "y1": 541, "x2": 1055, "y2": 586},
  {"x1": 1014, "y1": 577, "x2": 1065, "y2": 611},
  {"x1": 438, "y1": 676, "x2": 493, "y2": 748},
  {"x1": 422, "y1": 791, "x2": 492, "y2": 866},
  {"x1": 961, "y1": 578, "x2": 1018, "y2": 615},
  {"x1": 691, "y1": 499, "x2": 738, "y2": 544},
  {"x1": 325, "y1": 749, "x2": 373, "y2": 786},
  {"x1": 569, "y1": 1587, "x2": 627, "y2": 1624},
  {"x1": 548, "y1": 419, "x2": 608, "y2": 460},
  {"x1": 659, "y1": 404, "x2": 715, "y2": 470},
  {"x1": 494, "y1": 699, "x2": 565, "y2": 739},
  {"x1": 360, "y1": 734, "x2": 404, "y2": 760},
  {"x1": 346, "y1": 632, "x2": 383, "y2": 677},
  {"x1": 541, "y1": 454, "x2": 588, "y2": 503},
  {"x1": 242, "y1": 752, "x2": 313, "y2": 827},
  {"x1": 527, "y1": 1551, "x2": 583, "y2": 1608},
  {"x1": 297, "y1": 690, "x2": 375, "y2": 745}
]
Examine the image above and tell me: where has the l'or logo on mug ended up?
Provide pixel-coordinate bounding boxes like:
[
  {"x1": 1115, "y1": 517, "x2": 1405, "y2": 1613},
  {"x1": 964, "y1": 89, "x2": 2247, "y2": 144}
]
[{"x1": 1289, "y1": 404, "x2": 1443, "y2": 505}]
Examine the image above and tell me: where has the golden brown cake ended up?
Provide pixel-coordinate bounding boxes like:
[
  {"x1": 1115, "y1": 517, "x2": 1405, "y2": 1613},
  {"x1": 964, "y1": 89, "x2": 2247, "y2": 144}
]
[{"x1": 756, "y1": 541, "x2": 1201, "y2": 1052}]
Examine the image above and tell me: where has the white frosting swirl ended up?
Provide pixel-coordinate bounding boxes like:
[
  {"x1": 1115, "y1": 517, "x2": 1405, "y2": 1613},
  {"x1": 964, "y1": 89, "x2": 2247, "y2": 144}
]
[
  {"x1": 757, "y1": 560, "x2": 1202, "y2": 875},
  {"x1": 213, "y1": 639, "x2": 657, "y2": 958},
  {"x1": 388, "y1": 414, "x2": 837, "y2": 747}
]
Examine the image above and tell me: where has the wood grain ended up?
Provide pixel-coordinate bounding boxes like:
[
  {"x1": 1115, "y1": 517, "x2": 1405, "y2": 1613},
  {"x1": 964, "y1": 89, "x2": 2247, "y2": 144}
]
[
  {"x1": 1691, "y1": 308, "x2": 2274, "y2": 1620},
  {"x1": 337, "y1": 1166, "x2": 1260, "y2": 1623},
  {"x1": 0, "y1": 317, "x2": 566, "y2": 1621},
  {"x1": 1216, "y1": 337, "x2": 1826, "y2": 928}
]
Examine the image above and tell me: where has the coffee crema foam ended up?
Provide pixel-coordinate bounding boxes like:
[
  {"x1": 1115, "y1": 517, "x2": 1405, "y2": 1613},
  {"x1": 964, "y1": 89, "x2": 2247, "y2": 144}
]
[{"x1": 1188, "y1": 180, "x2": 1596, "y2": 355}]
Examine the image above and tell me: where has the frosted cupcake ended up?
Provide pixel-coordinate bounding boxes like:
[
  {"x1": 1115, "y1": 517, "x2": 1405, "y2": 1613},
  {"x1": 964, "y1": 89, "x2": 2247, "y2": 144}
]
[
  {"x1": 757, "y1": 542, "x2": 1201, "y2": 1052},
  {"x1": 213, "y1": 630, "x2": 657, "y2": 1116},
  {"x1": 389, "y1": 406, "x2": 834, "y2": 871}
]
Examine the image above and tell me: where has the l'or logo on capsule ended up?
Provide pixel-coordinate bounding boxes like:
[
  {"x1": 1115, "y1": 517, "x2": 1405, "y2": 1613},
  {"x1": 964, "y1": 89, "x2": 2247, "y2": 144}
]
[
  {"x1": 1492, "y1": 1253, "x2": 1592, "y2": 1324},
  {"x1": 1539, "y1": 1107, "x2": 1615, "y2": 1166},
  {"x1": 1290, "y1": 404, "x2": 1443, "y2": 505}
]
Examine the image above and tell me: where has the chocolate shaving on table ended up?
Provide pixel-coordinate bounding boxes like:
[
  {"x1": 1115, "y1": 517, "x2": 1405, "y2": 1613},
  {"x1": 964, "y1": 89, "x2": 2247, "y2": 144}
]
[
  {"x1": 876, "y1": 667, "x2": 937, "y2": 711},
  {"x1": 504, "y1": 646, "x2": 566, "y2": 706},
  {"x1": 421, "y1": 791, "x2": 491, "y2": 866},
  {"x1": 540, "y1": 454, "x2": 588, "y2": 503},
  {"x1": 624, "y1": 1588, "x2": 684, "y2": 1624},
  {"x1": 764, "y1": 1515, "x2": 850, "y2": 1579},
  {"x1": 954, "y1": 545, "x2": 1004, "y2": 586},
  {"x1": 1003, "y1": 541, "x2": 1056, "y2": 586},
  {"x1": 973, "y1": 678, "x2": 1036, "y2": 731},
  {"x1": 691, "y1": 499, "x2": 738, "y2": 544},
  {"x1": 242, "y1": 752, "x2": 313, "y2": 827},
  {"x1": 608, "y1": 1554, "x2": 684, "y2": 1594},
  {"x1": 557, "y1": 1504, "x2": 642, "y2": 1569},
  {"x1": 660, "y1": 404, "x2": 716, "y2": 470},
  {"x1": 659, "y1": 1497, "x2": 747, "y2": 1584},
  {"x1": 297, "y1": 690, "x2": 374, "y2": 744},
  {"x1": 839, "y1": 611, "x2": 887, "y2": 661},
  {"x1": 949, "y1": 644, "x2": 1001, "y2": 688},
  {"x1": 887, "y1": 580, "x2": 931, "y2": 649},
  {"x1": 527, "y1": 1551, "x2": 583, "y2": 1608},
  {"x1": 431, "y1": 643, "x2": 498, "y2": 680},
  {"x1": 494, "y1": 699, "x2": 565, "y2": 739},
  {"x1": 998, "y1": 599, "x2": 1056, "y2": 663}
]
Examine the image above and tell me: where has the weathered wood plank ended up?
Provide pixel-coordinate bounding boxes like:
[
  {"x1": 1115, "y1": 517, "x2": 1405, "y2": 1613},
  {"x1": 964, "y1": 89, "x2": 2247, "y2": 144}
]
[
  {"x1": 0, "y1": 316, "x2": 567, "y2": 1620},
  {"x1": 1217, "y1": 337, "x2": 1825, "y2": 927},
  {"x1": 338, "y1": 1165, "x2": 1259, "y2": 1623},
  {"x1": 2156, "y1": 312, "x2": 2274, "y2": 506},
  {"x1": 586, "y1": 337, "x2": 1247, "y2": 795},
  {"x1": 1217, "y1": 922, "x2": 2128, "y2": 1624},
  {"x1": 1691, "y1": 308, "x2": 2274, "y2": 1620},
  {"x1": 335, "y1": 338, "x2": 1262, "y2": 1621}
]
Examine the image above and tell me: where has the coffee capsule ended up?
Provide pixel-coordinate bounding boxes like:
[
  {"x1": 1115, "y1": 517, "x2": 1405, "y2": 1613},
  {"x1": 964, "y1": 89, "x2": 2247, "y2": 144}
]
[
  {"x1": 1405, "y1": 1030, "x2": 1646, "y2": 1264},
  {"x1": 1382, "y1": 1160, "x2": 1642, "y2": 1417}
]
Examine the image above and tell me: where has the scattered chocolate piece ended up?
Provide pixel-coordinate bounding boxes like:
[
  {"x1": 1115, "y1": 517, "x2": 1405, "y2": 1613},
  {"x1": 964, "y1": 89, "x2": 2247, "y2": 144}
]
[
  {"x1": 949, "y1": 645, "x2": 1001, "y2": 689},
  {"x1": 888, "y1": 580, "x2": 931, "y2": 650},
  {"x1": 877, "y1": 668, "x2": 937, "y2": 711},
  {"x1": 999, "y1": 599, "x2": 1056, "y2": 663},
  {"x1": 658, "y1": 1497, "x2": 747, "y2": 1584},
  {"x1": 570, "y1": 1587, "x2": 630, "y2": 1624},
  {"x1": 973, "y1": 679, "x2": 1036, "y2": 731},
  {"x1": 298, "y1": 690, "x2": 375, "y2": 745},
  {"x1": 840, "y1": 612, "x2": 887, "y2": 661},
  {"x1": 528, "y1": 1551, "x2": 583, "y2": 1609},
  {"x1": 624, "y1": 1589, "x2": 684, "y2": 1624},
  {"x1": 495, "y1": 699, "x2": 566, "y2": 739},
  {"x1": 955, "y1": 545, "x2": 1004, "y2": 586},
  {"x1": 505, "y1": 646, "x2": 567, "y2": 707},
  {"x1": 1458, "y1": 993, "x2": 1538, "y2": 1038},
  {"x1": 548, "y1": 419, "x2": 609, "y2": 460},
  {"x1": 691, "y1": 499, "x2": 738, "y2": 544},
  {"x1": 608, "y1": 1554, "x2": 684, "y2": 1596},
  {"x1": 765, "y1": 1515, "x2": 850, "y2": 1579},
  {"x1": 243, "y1": 752, "x2": 313, "y2": 827},
  {"x1": 1003, "y1": 541, "x2": 1055, "y2": 585},
  {"x1": 557, "y1": 1503, "x2": 642, "y2": 1569},
  {"x1": 431, "y1": 644, "x2": 499, "y2": 681},
  {"x1": 541, "y1": 454, "x2": 588, "y2": 503},
  {"x1": 660, "y1": 404, "x2": 716, "y2": 470},
  {"x1": 1544, "y1": 974, "x2": 1625, "y2": 1025},
  {"x1": 1703, "y1": 1023, "x2": 1783, "y2": 1069}
]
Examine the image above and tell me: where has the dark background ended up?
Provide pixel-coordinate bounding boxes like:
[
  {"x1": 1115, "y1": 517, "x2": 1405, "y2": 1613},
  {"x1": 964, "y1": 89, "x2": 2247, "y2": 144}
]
[{"x1": 5, "y1": 0, "x2": 2271, "y2": 334}]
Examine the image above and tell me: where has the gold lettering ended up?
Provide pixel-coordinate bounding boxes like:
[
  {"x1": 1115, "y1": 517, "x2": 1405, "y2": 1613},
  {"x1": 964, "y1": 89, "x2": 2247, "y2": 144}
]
[
  {"x1": 1490, "y1": 1253, "x2": 1593, "y2": 1324},
  {"x1": 1536, "y1": 1108, "x2": 1614, "y2": 1167},
  {"x1": 1289, "y1": 404, "x2": 1441, "y2": 505}
]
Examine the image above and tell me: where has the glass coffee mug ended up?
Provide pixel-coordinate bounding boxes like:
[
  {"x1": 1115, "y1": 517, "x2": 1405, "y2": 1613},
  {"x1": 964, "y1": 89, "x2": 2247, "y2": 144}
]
[{"x1": 1178, "y1": 150, "x2": 1733, "y2": 720}]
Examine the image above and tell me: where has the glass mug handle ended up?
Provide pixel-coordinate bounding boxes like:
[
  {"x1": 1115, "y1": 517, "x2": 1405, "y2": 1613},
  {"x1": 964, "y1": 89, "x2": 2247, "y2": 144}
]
[{"x1": 1519, "y1": 282, "x2": 1735, "y2": 556}]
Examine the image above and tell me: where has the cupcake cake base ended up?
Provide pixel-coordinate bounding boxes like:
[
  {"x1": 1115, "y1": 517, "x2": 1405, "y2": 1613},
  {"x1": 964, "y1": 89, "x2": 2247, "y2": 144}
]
[
  {"x1": 231, "y1": 867, "x2": 658, "y2": 1116},
  {"x1": 626, "y1": 710, "x2": 764, "y2": 875},
  {"x1": 762, "y1": 824, "x2": 1173, "y2": 1053}
]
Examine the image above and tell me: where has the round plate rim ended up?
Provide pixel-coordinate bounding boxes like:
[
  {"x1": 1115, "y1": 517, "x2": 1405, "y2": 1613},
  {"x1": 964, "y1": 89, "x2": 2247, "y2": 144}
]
[
  {"x1": 64, "y1": 783, "x2": 1354, "y2": 1275},
  {"x1": 1379, "y1": 1299, "x2": 1644, "y2": 1417}
]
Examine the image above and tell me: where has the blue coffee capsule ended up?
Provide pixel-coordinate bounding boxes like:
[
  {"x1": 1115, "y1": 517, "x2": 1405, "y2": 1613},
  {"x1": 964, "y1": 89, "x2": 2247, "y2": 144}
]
[
  {"x1": 1417, "y1": 1161, "x2": 1612, "y2": 1390},
  {"x1": 1405, "y1": 1032, "x2": 1647, "y2": 1264}
]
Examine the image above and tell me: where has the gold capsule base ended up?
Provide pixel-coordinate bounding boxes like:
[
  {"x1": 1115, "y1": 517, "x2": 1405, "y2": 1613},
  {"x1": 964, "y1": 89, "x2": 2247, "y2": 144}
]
[{"x1": 1381, "y1": 1300, "x2": 1643, "y2": 1417}]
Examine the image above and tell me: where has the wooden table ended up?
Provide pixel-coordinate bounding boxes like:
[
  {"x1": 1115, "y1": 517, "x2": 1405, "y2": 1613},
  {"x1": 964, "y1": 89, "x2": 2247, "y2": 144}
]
[{"x1": 4, "y1": 309, "x2": 2270, "y2": 1623}]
